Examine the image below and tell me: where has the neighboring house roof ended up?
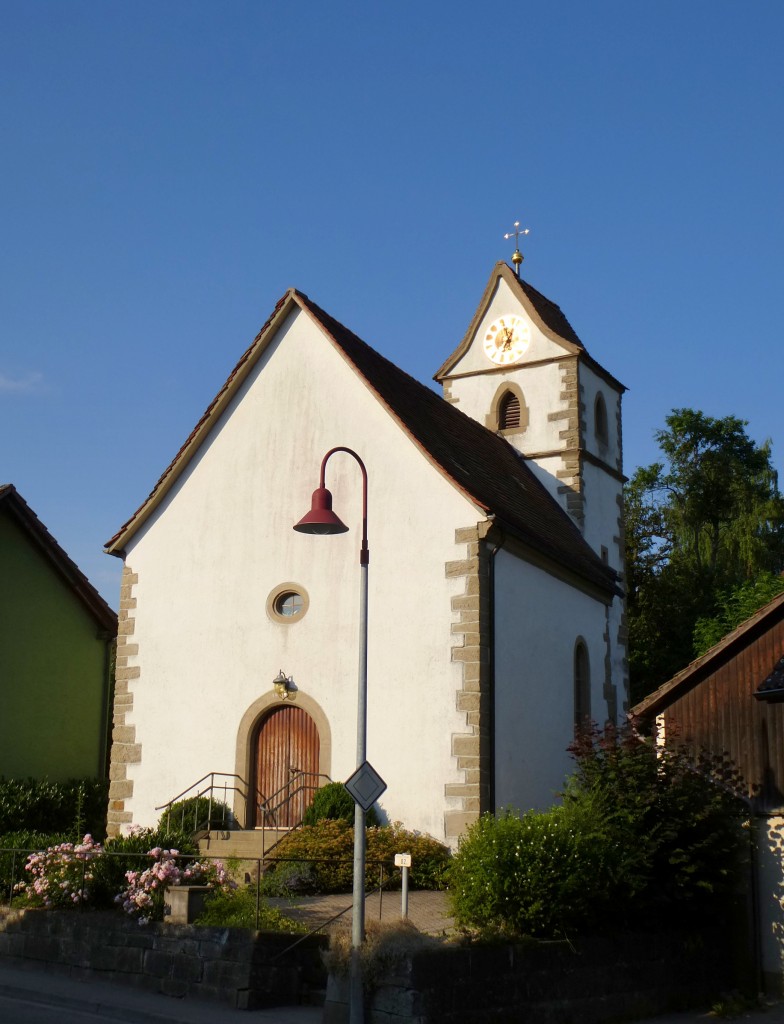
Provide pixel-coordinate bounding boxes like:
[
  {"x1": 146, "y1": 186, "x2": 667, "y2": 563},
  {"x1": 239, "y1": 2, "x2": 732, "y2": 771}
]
[
  {"x1": 755, "y1": 652, "x2": 784, "y2": 703},
  {"x1": 631, "y1": 590, "x2": 784, "y2": 720},
  {"x1": 434, "y1": 261, "x2": 626, "y2": 392},
  {"x1": 105, "y1": 280, "x2": 618, "y2": 599},
  {"x1": 1, "y1": 484, "x2": 117, "y2": 633}
]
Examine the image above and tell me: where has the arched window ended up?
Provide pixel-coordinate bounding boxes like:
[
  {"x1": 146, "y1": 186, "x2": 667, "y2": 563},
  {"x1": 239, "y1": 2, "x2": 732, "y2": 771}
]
[
  {"x1": 499, "y1": 391, "x2": 521, "y2": 430},
  {"x1": 488, "y1": 384, "x2": 529, "y2": 434},
  {"x1": 594, "y1": 393, "x2": 609, "y2": 445},
  {"x1": 574, "y1": 640, "x2": 591, "y2": 733}
]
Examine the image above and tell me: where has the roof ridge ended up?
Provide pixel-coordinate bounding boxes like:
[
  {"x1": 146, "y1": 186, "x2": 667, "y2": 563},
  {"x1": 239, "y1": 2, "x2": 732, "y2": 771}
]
[
  {"x1": 108, "y1": 286, "x2": 617, "y2": 596},
  {"x1": 632, "y1": 588, "x2": 784, "y2": 717},
  {"x1": 296, "y1": 293, "x2": 616, "y2": 594}
]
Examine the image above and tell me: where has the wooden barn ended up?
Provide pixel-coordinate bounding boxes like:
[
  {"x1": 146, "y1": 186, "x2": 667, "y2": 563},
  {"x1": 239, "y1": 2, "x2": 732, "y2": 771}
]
[{"x1": 632, "y1": 589, "x2": 784, "y2": 994}]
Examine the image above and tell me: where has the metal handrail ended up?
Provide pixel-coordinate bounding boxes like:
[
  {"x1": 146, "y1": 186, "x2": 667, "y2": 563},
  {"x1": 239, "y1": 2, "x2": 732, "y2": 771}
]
[
  {"x1": 256, "y1": 770, "x2": 331, "y2": 830},
  {"x1": 155, "y1": 772, "x2": 248, "y2": 835},
  {"x1": 155, "y1": 769, "x2": 332, "y2": 838}
]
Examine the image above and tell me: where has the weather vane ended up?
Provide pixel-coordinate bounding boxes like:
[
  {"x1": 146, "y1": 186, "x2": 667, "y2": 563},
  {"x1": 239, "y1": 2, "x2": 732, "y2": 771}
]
[{"x1": 503, "y1": 221, "x2": 530, "y2": 277}]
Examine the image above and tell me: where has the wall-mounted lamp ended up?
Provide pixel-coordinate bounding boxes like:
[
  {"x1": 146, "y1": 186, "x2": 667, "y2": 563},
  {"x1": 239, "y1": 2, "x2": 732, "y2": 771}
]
[{"x1": 273, "y1": 669, "x2": 296, "y2": 701}]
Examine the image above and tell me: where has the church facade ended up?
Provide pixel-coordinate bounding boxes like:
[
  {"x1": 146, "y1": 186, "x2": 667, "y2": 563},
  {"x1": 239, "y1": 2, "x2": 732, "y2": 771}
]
[{"x1": 104, "y1": 262, "x2": 627, "y2": 847}]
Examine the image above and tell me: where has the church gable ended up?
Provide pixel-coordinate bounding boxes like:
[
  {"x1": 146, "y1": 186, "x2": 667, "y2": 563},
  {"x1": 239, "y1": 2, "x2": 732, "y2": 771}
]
[{"x1": 435, "y1": 262, "x2": 583, "y2": 384}]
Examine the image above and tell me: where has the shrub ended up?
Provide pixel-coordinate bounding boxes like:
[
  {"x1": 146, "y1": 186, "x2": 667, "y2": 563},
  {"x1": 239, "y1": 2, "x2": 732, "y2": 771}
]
[
  {"x1": 0, "y1": 832, "x2": 69, "y2": 900},
  {"x1": 302, "y1": 782, "x2": 379, "y2": 827},
  {"x1": 324, "y1": 919, "x2": 439, "y2": 988},
  {"x1": 9, "y1": 829, "x2": 232, "y2": 922},
  {"x1": 14, "y1": 835, "x2": 104, "y2": 909},
  {"x1": 567, "y1": 727, "x2": 749, "y2": 916},
  {"x1": 449, "y1": 727, "x2": 750, "y2": 939},
  {"x1": 366, "y1": 823, "x2": 451, "y2": 891},
  {"x1": 449, "y1": 799, "x2": 619, "y2": 938},
  {"x1": 157, "y1": 795, "x2": 232, "y2": 834},
  {"x1": 116, "y1": 848, "x2": 232, "y2": 923},
  {"x1": 0, "y1": 777, "x2": 109, "y2": 839},
  {"x1": 195, "y1": 885, "x2": 302, "y2": 931},
  {"x1": 260, "y1": 859, "x2": 318, "y2": 897},
  {"x1": 266, "y1": 820, "x2": 450, "y2": 894},
  {"x1": 92, "y1": 825, "x2": 199, "y2": 907}
]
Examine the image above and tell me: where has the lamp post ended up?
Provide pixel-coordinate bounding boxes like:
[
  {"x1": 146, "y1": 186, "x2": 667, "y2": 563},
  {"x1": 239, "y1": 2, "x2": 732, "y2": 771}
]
[{"x1": 293, "y1": 446, "x2": 368, "y2": 1024}]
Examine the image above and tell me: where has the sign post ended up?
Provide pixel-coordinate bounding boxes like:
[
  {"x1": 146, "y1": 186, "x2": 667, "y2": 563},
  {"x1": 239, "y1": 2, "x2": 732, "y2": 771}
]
[{"x1": 394, "y1": 852, "x2": 411, "y2": 919}]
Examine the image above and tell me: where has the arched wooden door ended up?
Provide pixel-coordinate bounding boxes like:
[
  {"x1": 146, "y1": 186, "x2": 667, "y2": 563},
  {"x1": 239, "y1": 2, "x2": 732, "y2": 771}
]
[{"x1": 253, "y1": 705, "x2": 320, "y2": 827}]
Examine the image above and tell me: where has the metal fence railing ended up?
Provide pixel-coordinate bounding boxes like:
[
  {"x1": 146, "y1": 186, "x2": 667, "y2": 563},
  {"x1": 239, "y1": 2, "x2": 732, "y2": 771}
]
[{"x1": 1, "y1": 845, "x2": 401, "y2": 939}]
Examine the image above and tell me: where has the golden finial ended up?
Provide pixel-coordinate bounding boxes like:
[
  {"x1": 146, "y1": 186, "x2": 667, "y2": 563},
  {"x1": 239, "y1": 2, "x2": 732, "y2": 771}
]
[{"x1": 503, "y1": 221, "x2": 530, "y2": 278}]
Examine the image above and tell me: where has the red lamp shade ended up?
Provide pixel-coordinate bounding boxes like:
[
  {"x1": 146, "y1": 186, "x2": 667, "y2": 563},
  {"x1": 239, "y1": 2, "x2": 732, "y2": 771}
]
[{"x1": 293, "y1": 487, "x2": 349, "y2": 535}]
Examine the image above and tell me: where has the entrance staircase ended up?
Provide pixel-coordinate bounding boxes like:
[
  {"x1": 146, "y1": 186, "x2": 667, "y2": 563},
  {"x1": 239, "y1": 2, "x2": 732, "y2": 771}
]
[
  {"x1": 157, "y1": 768, "x2": 332, "y2": 868},
  {"x1": 197, "y1": 827, "x2": 290, "y2": 861}
]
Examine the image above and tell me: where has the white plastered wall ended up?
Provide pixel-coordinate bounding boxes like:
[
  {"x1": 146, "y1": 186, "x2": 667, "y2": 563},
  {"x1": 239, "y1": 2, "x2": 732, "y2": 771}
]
[
  {"x1": 120, "y1": 307, "x2": 480, "y2": 843},
  {"x1": 579, "y1": 364, "x2": 621, "y2": 465},
  {"x1": 493, "y1": 548, "x2": 611, "y2": 812}
]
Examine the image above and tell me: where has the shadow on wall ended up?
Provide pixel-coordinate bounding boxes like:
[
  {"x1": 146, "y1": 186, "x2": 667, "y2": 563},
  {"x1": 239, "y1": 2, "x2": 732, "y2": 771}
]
[{"x1": 757, "y1": 817, "x2": 784, "y2": 996}]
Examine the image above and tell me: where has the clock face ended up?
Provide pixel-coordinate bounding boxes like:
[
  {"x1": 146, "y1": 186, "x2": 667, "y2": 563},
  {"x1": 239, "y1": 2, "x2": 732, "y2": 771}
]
[{"x1": 483, "y1": 315, "x2": 530, "y2": 365}]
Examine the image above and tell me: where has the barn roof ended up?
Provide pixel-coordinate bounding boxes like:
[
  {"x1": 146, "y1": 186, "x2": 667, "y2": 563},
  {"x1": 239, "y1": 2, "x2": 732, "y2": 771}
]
[{"x1": 632, "y1": 589, "x2": 784, "y2": 719}]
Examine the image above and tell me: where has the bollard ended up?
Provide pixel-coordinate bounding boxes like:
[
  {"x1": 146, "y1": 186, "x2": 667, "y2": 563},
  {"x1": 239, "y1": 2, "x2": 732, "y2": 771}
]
[{"x1": 395, "y1": 853, "x2": 411, "y2": 920}]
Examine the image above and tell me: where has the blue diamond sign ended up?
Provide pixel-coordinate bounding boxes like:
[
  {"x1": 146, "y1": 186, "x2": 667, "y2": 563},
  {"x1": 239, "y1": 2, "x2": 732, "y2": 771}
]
[{"x1": 344, "y1": 760, "x2": 387, "y2": 812}]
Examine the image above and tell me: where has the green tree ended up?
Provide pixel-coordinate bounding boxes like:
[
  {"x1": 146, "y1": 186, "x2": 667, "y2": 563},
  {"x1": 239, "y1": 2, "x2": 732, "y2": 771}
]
[
  {"x1": 626, "y1": 409, "x2": 784, "y2": 703},
  {"x1": 693, "y1": 571, "x2": 784, "y2": 657}
]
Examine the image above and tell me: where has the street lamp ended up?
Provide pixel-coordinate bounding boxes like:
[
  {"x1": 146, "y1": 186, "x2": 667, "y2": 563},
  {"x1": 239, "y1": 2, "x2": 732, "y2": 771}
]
[{"x1": 294, "y1": 446, "x2": 369, "y2": 1024}]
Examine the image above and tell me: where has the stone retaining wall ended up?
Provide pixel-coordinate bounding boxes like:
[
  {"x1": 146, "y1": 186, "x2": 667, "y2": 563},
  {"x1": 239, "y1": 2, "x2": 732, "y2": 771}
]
[
  {"x1": 0, "y1": 908, "x2": 327, "y2": 1010},
  {"x1": 325, "y1": 925, "x2": 751, "y2": 1024}
]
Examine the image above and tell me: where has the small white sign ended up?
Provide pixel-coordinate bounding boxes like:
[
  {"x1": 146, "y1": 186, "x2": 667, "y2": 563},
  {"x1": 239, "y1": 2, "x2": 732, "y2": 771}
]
[{"x1": 394, "y1": 853, "x2": 412, "y2": 868}]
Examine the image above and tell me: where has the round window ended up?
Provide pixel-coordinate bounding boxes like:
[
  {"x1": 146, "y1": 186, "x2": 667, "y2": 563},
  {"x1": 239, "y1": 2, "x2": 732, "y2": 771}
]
[{"x1": 267, "y1": 583, "x2": 309, "y2": 624}]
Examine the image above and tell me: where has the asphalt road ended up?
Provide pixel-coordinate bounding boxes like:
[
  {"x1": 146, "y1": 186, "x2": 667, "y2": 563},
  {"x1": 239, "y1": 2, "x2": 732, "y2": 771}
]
[
  {"x1": 0, "y1": 991, "x2": 117, "y2": 1023},
  {"x1": 0, "y1": 960, "x2": 323, "y2": 1024}
]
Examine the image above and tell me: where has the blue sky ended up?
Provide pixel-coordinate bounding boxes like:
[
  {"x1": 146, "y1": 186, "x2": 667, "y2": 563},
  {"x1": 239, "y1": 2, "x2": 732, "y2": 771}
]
[{"x1": 2, "y1": 1, "x2": 782, "y2": 605}]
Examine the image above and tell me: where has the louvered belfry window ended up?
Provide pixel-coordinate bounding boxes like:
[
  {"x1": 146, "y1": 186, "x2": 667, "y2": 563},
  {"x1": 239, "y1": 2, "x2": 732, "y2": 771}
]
[{"x1": 499, "y1": 391, "x2": 521, "y2": 430}]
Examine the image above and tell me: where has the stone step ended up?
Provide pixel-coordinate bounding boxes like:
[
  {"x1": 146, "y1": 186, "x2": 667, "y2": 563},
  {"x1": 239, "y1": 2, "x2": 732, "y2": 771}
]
[{"x1": 198, "y1": 828, "x2": 291, "y2": 863}]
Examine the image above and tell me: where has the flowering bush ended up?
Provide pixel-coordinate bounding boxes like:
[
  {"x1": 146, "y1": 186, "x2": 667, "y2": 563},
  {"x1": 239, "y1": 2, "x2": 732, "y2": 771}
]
[
  {"x1": 14, "y1": 835, "x2": 233, "y2": 923},
  {"x1": 117, "y1": 847, "x2": 233, "y2": 923},
  {"x1": 15, "y1": 835, "x2": 103, "y2": 909}
]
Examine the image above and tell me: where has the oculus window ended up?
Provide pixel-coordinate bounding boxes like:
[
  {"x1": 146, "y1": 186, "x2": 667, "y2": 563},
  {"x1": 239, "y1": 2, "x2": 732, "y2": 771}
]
[{"x1": 267, "y1": 583, "x2": 309, "y2": 624}]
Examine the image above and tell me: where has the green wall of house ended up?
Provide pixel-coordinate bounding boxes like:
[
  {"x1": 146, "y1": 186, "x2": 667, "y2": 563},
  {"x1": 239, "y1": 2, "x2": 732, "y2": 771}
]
[{"x1": 0, "y1": 512, "x2": 111, "y2": 781}]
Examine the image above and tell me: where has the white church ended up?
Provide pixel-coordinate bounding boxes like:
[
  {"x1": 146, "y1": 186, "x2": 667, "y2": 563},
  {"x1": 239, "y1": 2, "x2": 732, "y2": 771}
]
[{"x1": 104, "y1": 259, "x2": 628, "y2": 848}]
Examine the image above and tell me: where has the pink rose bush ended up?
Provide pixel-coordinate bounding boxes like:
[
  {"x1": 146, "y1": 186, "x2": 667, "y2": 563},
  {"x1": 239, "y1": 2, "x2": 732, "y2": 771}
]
[
  {"x1": 16, "y1": 835, "x2": 233, "y2": 923},
  {"x1": 15, "y1": 835, "x2": 103, "y2": 909},
  {"x1": 117, "y1": 847, "x2": 233, "y2": 923}
]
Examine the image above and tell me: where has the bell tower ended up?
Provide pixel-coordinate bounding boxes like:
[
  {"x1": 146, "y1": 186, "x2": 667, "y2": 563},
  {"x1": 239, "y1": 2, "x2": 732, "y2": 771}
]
[{"x1": 434, "y1": 259, "x2": 626, "y2": 580}]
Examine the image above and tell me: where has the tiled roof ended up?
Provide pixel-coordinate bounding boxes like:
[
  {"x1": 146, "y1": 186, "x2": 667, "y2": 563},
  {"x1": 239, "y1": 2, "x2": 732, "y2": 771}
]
[
  {"x1": 1, "y1": 484, "x2": 117, "y2": 630},
  {"x1": 755, "y1": 653, "x2": 784, "y2": 702},
  {"x1": 297, "y1": 293, "x2": 616, "y2": 596},
  {"x1": 106, "y1": 286, "x2": 617, "y2": 598},
  {"x1": 632, "y1": 589, "x2": 784, "y2": 719},
  {"x1": 516, "y1": 277, "x2": 584, "y2": 350}
]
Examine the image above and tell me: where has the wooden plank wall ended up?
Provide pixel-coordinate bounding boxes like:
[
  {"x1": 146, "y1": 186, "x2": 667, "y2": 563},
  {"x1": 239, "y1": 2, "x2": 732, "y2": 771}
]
[{"x1": 663, "y1": 615, "x2": 784, "y2": 811}]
